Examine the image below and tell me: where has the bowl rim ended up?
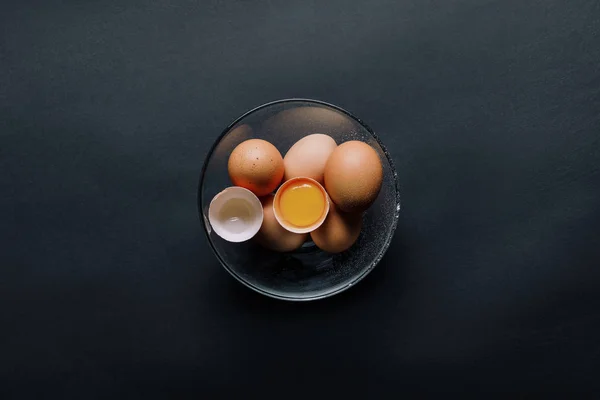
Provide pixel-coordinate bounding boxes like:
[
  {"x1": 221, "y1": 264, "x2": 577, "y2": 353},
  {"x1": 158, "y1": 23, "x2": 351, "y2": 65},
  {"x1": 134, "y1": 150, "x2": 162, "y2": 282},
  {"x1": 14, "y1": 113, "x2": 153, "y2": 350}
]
[{"x1": 197, "y1": 98, "x2": 401, "y2": 301}]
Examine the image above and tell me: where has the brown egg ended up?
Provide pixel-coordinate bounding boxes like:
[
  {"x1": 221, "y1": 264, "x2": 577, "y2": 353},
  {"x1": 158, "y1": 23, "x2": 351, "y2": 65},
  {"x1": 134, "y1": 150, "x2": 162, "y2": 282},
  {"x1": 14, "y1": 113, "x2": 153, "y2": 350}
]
[
  {"x1": 324, "y1": 141, "x2": 383, "y2": 213},
  {"x1": 255, "y1": 195, "x2": 308, "y2": 252},
  {"x1": 283, "y1": 134, "x2": 337, "y2": 184},
  {"x1": 228, "y1": 139, "x2": 284, "y2": 196},
  {"x1": 310, "y1": 202, "x2": 362, "y2": 253}
]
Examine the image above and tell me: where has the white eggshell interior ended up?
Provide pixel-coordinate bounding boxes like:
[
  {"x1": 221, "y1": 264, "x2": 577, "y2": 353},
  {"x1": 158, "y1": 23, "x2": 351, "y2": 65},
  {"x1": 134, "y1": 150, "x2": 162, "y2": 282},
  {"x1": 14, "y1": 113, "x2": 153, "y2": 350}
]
[{"x1": 208, "y1": 187, "x2": 264, "y2": 243}]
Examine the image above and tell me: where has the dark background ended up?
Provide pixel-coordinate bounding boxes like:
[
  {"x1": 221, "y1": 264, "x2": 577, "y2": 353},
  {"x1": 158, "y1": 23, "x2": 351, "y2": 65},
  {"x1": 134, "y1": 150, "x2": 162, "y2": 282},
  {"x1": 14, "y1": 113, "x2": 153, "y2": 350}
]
[{"x1": 2, "y1": 0, "x2": 600, "y2": 397}]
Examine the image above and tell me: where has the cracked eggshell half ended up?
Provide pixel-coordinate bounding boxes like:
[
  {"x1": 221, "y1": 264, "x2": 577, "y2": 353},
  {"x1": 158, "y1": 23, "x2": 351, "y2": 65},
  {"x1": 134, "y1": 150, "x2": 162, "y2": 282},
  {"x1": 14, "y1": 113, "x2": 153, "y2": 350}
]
[{"x1": 208, "y1": 186, "x2": 264, "y2": 243}]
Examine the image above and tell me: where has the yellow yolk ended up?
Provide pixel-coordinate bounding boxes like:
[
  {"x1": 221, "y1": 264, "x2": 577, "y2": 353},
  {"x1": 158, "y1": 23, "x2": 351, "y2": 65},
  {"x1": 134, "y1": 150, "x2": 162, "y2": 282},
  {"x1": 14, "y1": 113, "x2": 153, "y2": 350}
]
[{"x1": 278, "y1": 180, "x2": 326, "y2": 227}]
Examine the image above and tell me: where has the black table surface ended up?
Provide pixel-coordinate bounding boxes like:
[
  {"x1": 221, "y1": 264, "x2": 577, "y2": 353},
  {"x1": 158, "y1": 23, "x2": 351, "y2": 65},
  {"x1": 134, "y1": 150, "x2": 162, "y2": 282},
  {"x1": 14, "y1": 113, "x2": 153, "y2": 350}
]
[{"x1": 2, "y1": 0, "x2": 600, "y2": 397}]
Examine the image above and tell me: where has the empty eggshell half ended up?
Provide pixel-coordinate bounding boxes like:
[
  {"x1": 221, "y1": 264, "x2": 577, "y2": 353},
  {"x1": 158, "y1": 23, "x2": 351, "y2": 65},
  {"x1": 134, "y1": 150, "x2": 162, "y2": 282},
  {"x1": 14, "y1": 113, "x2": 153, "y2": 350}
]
[{"x1": 208, "y1": 187, "x2": 264, "y2": 243}]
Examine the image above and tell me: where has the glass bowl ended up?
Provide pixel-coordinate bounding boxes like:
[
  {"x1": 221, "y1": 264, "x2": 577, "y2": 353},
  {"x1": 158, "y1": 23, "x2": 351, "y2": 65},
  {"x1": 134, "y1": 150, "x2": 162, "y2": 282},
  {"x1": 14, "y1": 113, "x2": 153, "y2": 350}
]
[{"x1": 198, "y1": 99, "x2": 400, "y2": 301}]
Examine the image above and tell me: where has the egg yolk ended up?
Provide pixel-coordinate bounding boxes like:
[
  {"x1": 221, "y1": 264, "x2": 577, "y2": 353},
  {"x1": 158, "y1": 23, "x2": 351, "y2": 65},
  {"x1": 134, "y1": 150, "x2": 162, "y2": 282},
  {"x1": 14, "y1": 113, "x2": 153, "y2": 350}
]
[{"x1": 278, "y1": 180, "x2": 326, "y2": 227}]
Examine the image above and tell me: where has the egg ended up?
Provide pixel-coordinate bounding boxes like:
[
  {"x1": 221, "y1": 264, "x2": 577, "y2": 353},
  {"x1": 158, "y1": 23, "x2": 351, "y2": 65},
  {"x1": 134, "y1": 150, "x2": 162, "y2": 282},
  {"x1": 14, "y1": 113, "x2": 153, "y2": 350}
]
[
  {"x1": 228, "y1": 139, "x2": 284, "y2": 196},
  {"x1": 255, "y1": 195, "x2": 308, "y2": 252},
  {"x1": 310, "y1": 202, "x2": 362, "y2": 253},
  {"x1": 273, "y1": 177, "x2": 330, "y2": 234},
  {"x1": 283, "y1": 134, "x2": 337, "y2": 184},
  {"x1": 323, "y1": 141, "x2": 383, "y2": 213}
]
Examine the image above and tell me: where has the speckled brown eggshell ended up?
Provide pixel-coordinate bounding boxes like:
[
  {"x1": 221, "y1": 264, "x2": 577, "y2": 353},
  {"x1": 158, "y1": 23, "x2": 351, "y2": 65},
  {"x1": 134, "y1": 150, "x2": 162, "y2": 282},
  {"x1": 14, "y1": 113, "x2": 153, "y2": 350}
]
[
  {"x1": 310, "y1": 202, "x2": 362, "y2": 253},
  {"x1": 255, "y1": 195, "x2": 308, "y2": 252},
  {"x1": 323, "y1": 141, "x2": 383, "y2": 213},
  {"x1": 228, "y1": 139, "x2": 284, "y2": 197}
]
